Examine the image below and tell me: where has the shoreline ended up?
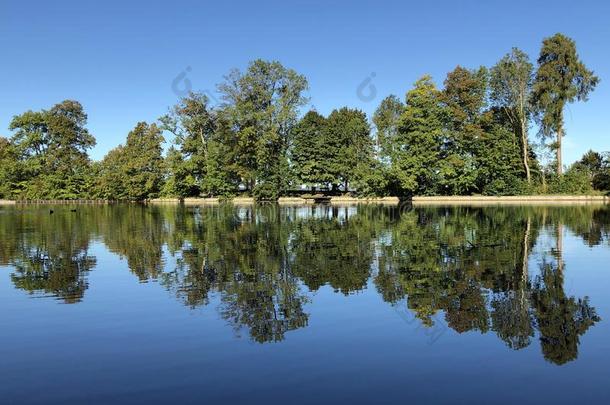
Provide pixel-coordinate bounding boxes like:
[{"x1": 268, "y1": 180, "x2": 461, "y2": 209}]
[
  {"x1": 141, "y1": 195, "x2": 610, "y2": 205},
  {"x1": 410, "y1": 195, "x2": 609, "y2": 205},
  {"x1": 2, "y1": 195, "x2": 608, "y2": 206}
]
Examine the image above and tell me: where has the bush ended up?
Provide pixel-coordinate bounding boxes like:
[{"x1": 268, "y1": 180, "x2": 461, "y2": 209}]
[
  {"x1": 352, "y1": 164, "x2": 391, "y2": 197},
  {"x1": 592, "y1": 170, "x2": 610, "y2": 193},
  {"x1": 547, "y1": 168, "x2": 593, "y2": 195},
  {"x1": 482, "y1": 177, "x2": 529, "y2": 196},
  {"x1": 252, "y1": 181, "x2": 280, "y2": 201}
]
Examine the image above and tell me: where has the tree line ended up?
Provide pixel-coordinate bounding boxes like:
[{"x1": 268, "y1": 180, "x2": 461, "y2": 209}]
[{"x1": 0, "y1": 33, "x2": 605, "y2": 201}]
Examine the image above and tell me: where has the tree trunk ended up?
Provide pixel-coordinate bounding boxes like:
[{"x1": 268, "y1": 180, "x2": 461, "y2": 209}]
[
  {"x1": 556, "y1": 222, "x2": 564, "y2": 274},
  {"x1": 522, "y1": 216, "x2": 531, "y2": 280},
  {"x1": 521, "y1": 119, "x2": 531, "y2": 183},
  {"x1": 557, "y1": 126, "x2": 563, "y2": 176},
  {"x1": 520, "y1": 216, "x2": 531, "y2": 308}
]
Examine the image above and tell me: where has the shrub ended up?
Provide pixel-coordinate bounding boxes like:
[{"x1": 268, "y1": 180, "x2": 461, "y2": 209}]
[{"x1": 547, "y1": 168, "x2": 593, "y2": 195}]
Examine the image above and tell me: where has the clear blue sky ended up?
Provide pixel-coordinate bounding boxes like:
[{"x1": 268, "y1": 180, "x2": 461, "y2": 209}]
[{"x1": 1, "y1": 0, "x2": 608, "y2": 164}]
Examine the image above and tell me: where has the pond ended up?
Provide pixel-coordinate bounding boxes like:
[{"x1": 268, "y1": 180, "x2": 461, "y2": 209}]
[{"x1": 1, "y1": 203, "x2": 609, "y2": 403}]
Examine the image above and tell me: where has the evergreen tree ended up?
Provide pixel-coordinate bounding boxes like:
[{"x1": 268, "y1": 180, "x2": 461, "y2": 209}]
[{"x1": 532, "y1": 33, "x2": 599, "y2": 175}]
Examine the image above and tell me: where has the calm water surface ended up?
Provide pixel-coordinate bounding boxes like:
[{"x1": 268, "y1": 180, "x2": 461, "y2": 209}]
[{"x1": 1, "y1": 204, "x2": 609, "y2": 404}]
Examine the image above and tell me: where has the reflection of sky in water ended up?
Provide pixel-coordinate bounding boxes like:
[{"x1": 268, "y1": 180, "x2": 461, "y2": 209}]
[{"x1": 1, "y1": 204, "x2": 609, "y2": 403}]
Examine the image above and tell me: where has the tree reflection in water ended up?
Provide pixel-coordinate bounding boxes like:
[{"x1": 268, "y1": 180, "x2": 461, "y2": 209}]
[
  {"x1": 0, "y1": 203, "x2": 605, "y2": 363},
  {"x1": 1, "y1": 208, "x2": 96, "y2": 303}
]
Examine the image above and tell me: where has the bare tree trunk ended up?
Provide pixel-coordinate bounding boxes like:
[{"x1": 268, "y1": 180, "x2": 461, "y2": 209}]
[
  {"x1": 520, "y1": 216, "x2": 531, "y2": 308},
  {"x1": 199, "y1": 129, "x2": 207, "y2": 157},
  {"x1": 557, "y1": 222, "x2": 564, "y2": 274},
  {"x1": 521, "y1": 119, "x2": 531, "y2": 183},
  {"x1": 522, "y1": 216, "x2": 531, "y2": 280},
  {"x1": 557, "y1": 126, "x2": 563, "y2": 176}
]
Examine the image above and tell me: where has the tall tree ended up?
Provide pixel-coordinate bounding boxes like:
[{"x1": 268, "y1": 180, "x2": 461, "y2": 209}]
[
  {"x1": 373, "y1": 95, "x2": 404, "y2": 165},
  {"x1": 95, "y1": 122, "x2": 165, "y2": 200},
  {"x1": 532, "y1": 33, "x2": 599, "y2": 175},
  {"x1": 490, "y1": 48, "x2": 534, "y2": 182},
  {"x1": 477, "y1": 109, "x2": 528, "y2": 195},
  {"x1": 201, "y1": 113, "x2": 241, "y2": 197},
  {"x1": 440, "y1": 66, "x2": 488, "y2": 195},
  {"x1": 122, "y1": 122, "x2": 165, "y2": 200},
  {"x1": 291, "y1": 110, "x2": 329, "y2": 189},
  {"x1": 159, "y1": 92, "x2": 216, "y2": 197},
  {"x1": 323, "y1": 108, "x2": 373, "y2": 191},
  {"x1": 9, "y1": 100, "x2": 95, "y2": 199},
  {"x1": 392, "y1": 76, "x2": 445, "y2": 195},
  {"x1": 218, "y1": 60, "x2": 308, "y2": 200},
  {"x1": 94, "y1": 146, "x2": 129, "y2": 200},
  {"x1": 0, "y1": 137, "x2": 18, "y2": 198}
]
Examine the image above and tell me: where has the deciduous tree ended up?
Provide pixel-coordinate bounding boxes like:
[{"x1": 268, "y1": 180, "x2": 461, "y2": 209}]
[
  {"x1": 392, "y1": 76, "x2": 444, "y2": 195},
  {"x1": 373, "y1": 95, "x2": 404, "y2": 166},
  {"x1": 8, "y1": 100, "x2": 95, "y2": 198},
  {"x1": 323, "y1": 108, "x2": 373, "y2": 191},
  {"x1": 490, "y1": 48, "x2": 534, "y2": 182},
  {"x1": 291, "y1": 110, "x2": 329, "y2": 189},
  {"x1": 218, "y1": 60, "x2": 308, "y2": 200}
]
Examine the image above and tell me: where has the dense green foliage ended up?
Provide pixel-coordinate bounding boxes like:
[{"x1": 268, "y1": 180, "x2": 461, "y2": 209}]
[
  {"x1": 159, "y1": 92, "x2": 217, "y2": 197},
  {"x1": 93, "y1": 122, "x2": 165, "y2": 200},
  {"x1": 0, "y1": 34, "x2": 603, "y2": 201},
  {"x1": 490, "y1": 48, "x2": 535, "y2": 183},
  {"x1": 217, "y1": 59, "x2": 309, "y2": 200},
  {"x1": 390, "y1": 76, "x2": 445, "y2": 195},
  {"x1": 5, "y1": 100, "x2": 96, "y2": 199},
  {"x1": 575, "y1": 150, "x2": 610, "y2": 191},
  {"x1": 323, "y1": 107, "x2": 373, "y2": 191},
  {"x1": 291, "y1": 110, "x2": 328, "y2": 188},
  {"x1": 532, "y1": 33, "x2": 599, "y2": 175}
]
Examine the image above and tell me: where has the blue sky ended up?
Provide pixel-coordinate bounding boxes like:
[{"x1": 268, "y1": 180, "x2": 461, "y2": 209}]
[{"x1": 1, "y1": 0, "x2": 608, "y2": 164}]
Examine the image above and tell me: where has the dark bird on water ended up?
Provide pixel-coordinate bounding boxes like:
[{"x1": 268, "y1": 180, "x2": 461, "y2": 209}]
[
  {"x1": 49, "y1": 210, "x2": 54, "y2": 214},
  {"x1": 71, "y1": 209, "x2": 77, "y2": 212}
]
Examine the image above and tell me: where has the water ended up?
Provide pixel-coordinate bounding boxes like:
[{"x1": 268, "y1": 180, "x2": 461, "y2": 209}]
[{"x1": 1, "y1": 203, "x2": 609, "y2": 404}]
